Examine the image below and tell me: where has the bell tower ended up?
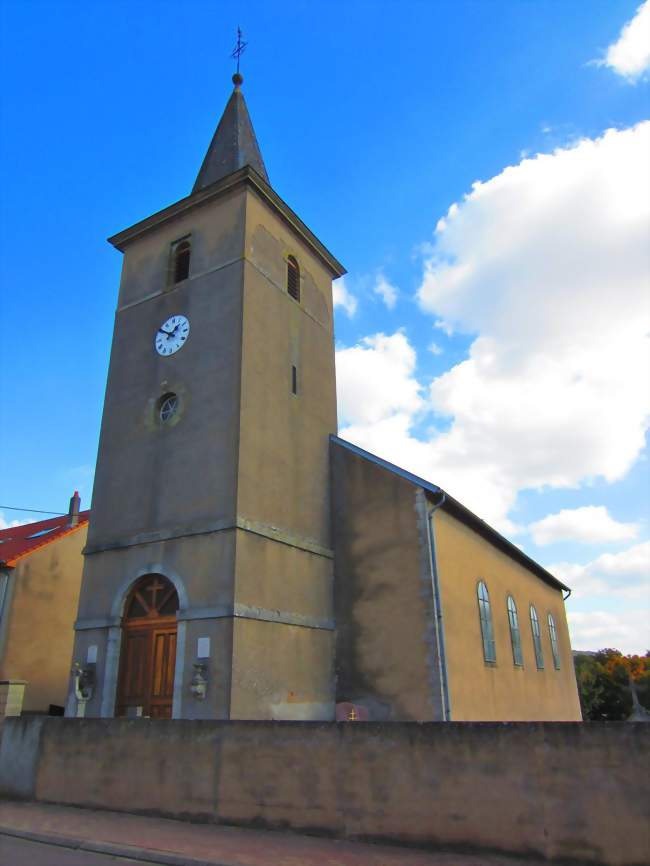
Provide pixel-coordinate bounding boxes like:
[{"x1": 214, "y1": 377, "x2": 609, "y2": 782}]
[{"x1": 68, "y1": 72, "x2": 345, "y2": 721}]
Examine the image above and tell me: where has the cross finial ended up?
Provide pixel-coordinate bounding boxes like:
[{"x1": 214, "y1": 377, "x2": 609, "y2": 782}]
[{"x1": 231, "y1": 26, "x2": 247, "y2": 87}]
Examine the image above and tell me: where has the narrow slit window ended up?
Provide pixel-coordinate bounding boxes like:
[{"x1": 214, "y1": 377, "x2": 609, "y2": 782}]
[
  {"x1": 477, "y1": 580, "x2": 496, "y2": 663},
  {"x1": 530, "y1": 605, "x2": 544, "y2": 670},
  {"x1": 287, "y1": 255, "x2": 300, "y2": 302},
  {"x1": 507, "y1": 595, "x2": 523, "y2": 666},
  {"x1": 548, "y1": 613, "x2": 561, "y2": 670},
  {"x1": 173, "y1": 240, "x2": 191, "y2": 284},
  {"x1": 291, "y1": 365, "x2": 298, "y2": 395}
]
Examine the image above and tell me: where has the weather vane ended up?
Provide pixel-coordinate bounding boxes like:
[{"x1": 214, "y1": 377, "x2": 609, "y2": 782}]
[{"x1": 231, "y1": 27, "x2": 247, "y2": 77}]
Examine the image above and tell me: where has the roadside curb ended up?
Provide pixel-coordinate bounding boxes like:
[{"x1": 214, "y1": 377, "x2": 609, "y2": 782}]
[{"x1": 0, "y1": 824, "x2": 230, "y2": 866}]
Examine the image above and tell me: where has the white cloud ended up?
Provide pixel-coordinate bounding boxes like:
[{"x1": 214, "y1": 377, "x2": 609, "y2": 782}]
[
  {"x1": 332, "y1": 277, "x2": 358, "y2": 317},
  {"x1": 549, "y1": 540, "x2": 650, "y2": 600},
  {"x1": 373, "y1": 273, "x2": 398, "y2": 309},
  {"x1": 0, "y1": 512, "x2": 27, "y2": 530},
  {"x1": 600, "y1": 0, "x2": 650, "y2": 82},
  {"x1": 529, "y1": 506, "x2": 639, "y2": 546},
  {"x1": 415, "y1": 123, "x2": 650, "y2": 526},
  {"x1": 336, "y1": 331, "x2": 423, "y2": 427},
  {"x1": 434, "y1": 319, "x2": 454, "y2": 336},
  {"x1": 337, "y1": 329, "x2": 521, "y2": 532},
  {"x1": 335, "y1": 124, "x2": 650, "y2": 536},
  {"x1": 428, "y1": 341, "x2": 443, "y2": 356},
  {"x1": 568, "y1": 608, "x2": 650, "y2": 655}
]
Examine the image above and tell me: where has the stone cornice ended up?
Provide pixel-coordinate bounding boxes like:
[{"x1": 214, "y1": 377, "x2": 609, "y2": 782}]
[{"x1": 107, "y1": 167, "x2": 346, "y2": 278}]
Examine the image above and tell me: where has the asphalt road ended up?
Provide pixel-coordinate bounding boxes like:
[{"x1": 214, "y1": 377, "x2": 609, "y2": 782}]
[{"x1": 0, "y1": 834, "x2": 165, "y2": 866}]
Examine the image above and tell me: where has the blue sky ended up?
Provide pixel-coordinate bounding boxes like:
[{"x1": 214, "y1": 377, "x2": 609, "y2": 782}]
[{"x1": 1, "y1": 1, "x2": 648, "y2": 652}]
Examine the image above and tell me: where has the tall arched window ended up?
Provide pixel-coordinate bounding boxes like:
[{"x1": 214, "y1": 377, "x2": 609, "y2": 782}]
[
  {"x1": 548, "y1": 613, "x2": 561, "y2": 670},
  {"x1": 530, "y1": 605, "x2": 544, "y2": 670},
  {"x1": 477, "y1": 581, "x2": 496, "y2": 663},
  {"x1": 287, "y1": 255, "x2": 300, "y2": 301},
  {"x1": 173, "y1": 240, "x2": 191, "y2": 284},
  {"x1": 507, "y1": 595, "x2": 523, "y2": 666}
]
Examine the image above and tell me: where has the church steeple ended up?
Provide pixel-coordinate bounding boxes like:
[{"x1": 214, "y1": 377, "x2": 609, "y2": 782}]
[{"x1": 192, "y1": 73, "x2": 269, "y2": 194}]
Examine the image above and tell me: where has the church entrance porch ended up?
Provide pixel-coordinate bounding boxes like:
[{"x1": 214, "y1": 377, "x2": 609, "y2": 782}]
[{"x1": 116, "y1": 574, "x2": 179, "y2": 719}]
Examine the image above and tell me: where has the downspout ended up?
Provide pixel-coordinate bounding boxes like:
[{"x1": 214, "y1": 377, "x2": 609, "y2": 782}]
[{"x1": 426, "y1": 492, "x2": 451, "y2": 721}]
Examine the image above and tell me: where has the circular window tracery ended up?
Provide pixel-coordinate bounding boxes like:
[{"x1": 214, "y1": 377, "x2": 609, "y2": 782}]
[{"x1": 158, "y1": 393, "x2": 179, "y2": 423}]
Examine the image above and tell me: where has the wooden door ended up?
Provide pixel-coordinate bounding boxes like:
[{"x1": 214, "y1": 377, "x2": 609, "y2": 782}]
[{"x1": 116, "y1": 574, "x2": 179, "y2": 719}]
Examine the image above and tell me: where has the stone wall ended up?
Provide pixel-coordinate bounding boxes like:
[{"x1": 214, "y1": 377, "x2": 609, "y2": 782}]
[{"x1": 0, "y1": 718, "x2": 648, "y2": 866}]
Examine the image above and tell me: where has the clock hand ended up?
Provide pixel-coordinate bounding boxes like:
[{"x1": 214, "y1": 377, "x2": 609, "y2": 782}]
[{"x1": 158, "y1": 328, "x2": 175, "y2": 337}]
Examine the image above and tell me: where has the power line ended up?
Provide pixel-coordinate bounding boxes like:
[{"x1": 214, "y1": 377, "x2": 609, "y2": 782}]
[{"x1": 0, "y1": 505, "x2": 66, "y2": 516}]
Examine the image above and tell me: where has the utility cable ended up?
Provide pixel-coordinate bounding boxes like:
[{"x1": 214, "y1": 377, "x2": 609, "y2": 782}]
[{"x1": 0, "y1": 505, "x2": 66, "y2": 516}]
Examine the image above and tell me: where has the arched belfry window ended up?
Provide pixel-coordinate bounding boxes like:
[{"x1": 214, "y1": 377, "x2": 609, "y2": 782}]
[
  {"x1": 507, "y1": 595, "x2": 523, "y2": 666},
  {"x1": 124, "y1": 574, "x2": 179, "y2": 621},
  {"x1": 477, "y1": 580, "x2": 496, "y2": 663},
  {"x1": 530, "y1": 605, "x2": 544, "y2": 670},
  {"x1": 287, "y1": 255, "x2": 300, "y2": 302},
  {"x1": 173, "y1": 240, "x2": 191, "y2": 284}
]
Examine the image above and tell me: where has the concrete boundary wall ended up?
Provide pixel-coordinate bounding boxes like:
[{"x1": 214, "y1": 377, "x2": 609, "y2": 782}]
[{"x1": 0, "y1": 718, "x2": 647, "y2": 866}]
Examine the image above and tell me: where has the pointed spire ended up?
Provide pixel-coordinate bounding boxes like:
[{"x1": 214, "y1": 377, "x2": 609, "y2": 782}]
[{"x1": 192, "y1": 73, "x2": 269, "y2": 194}]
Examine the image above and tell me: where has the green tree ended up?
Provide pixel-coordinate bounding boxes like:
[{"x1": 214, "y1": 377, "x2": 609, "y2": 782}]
[{"x1": 573, "y1": 648, "x2": 650, "y2": 720}]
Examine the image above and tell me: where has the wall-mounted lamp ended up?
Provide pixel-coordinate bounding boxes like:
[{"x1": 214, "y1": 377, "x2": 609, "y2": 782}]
[{"x1": 190, "y1": 662, "x2": 208, "y2": 700}]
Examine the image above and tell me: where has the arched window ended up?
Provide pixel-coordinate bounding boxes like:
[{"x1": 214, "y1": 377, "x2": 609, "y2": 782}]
[
  {"x1": 124, "y1": 574, "x2": 179, "y2": 620},
  {"x1": 548, "y1": 613, "x2": 561, "y2": 670},
  {"x1": 173, "y1": 240, "x2": 191, "y2": 284},
  {"x1": 477, "y1": 581, "x2": 496, "y2": 663},
  {"x1": 507, "y1": 595, "x2": 523, "y2": 666},
  {"x1": 530, "y1": 605, "x2": 544, "y2": 670},
  {"x1": 287, "y1": 255, "x2": 300, "y2": 302}
]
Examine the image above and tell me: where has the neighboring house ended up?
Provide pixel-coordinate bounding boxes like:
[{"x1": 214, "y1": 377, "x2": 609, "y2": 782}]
[{"x1": 0, "y1": 493, "x2": 89, "y2": 718}]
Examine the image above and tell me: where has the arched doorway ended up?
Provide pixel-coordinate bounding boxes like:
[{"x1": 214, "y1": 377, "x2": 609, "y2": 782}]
[{"x1": 116, "y1": 574, "x2": 179, "y2": 719}]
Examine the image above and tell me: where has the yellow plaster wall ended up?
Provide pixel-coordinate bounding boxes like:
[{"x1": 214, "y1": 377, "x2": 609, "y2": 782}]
[
  {"x1": 237, "y1": 189, "x2": 338, "y2": 547},
  {"x1": 230, "y1": 618, "x2": 335, "y2": 720},
  {"x1": 0, "y1": 526, "x2": 86, "y2": 712},
  {"x1": 234, "y1": 530, "x2": 333, "y2": 621},
  {"x1": 116, "y1": 185, "x2": 246, "y2": 310},
  {"x1": 434, "y1": 509, "x2": 581, "y2": 721},
  {"x1": 230, "y1": 531, "x2": 335, "y2": 719},
  {"x1": 330, "y1": 444, "x2": 443, "y2": 721},
  {"x1": 88, "y1": 192, "x2": 247, "y2": 550}
]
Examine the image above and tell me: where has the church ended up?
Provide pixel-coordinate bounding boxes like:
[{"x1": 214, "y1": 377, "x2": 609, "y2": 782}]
[{"x1": 67, "y1": 73, "x2": 582, "y2": 723}]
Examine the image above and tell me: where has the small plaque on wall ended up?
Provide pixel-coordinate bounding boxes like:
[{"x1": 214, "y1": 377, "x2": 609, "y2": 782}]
[
  {"x1": 197, "y1": 637, "x2": 210, "y2": 659},
  {"x1": 86, "y1": 645, "x2": 98, "y2": 664}
]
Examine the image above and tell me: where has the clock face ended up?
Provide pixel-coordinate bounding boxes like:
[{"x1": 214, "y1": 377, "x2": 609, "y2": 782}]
[{"x1": 155, "y1": 315, "x2": 190, "y2": 356}]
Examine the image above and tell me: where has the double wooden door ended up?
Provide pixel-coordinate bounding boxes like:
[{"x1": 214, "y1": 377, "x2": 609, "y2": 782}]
[{"x1": 116, "y1": 574, "x2": 179, "y2": 719}]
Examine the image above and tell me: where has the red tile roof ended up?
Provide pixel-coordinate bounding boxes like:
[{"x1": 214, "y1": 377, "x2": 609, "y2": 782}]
[{"x1": 0, "y1": 511, "x2": 90, "y2": 567}]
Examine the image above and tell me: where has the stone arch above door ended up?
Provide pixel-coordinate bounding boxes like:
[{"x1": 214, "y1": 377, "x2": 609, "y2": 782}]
[{"x1": 110, "y1": 564, "x2": 189, "y2": 618}]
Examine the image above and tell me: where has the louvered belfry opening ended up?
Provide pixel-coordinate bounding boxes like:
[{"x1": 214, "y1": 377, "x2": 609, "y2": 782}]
[
  {"x1": 173, "y1": 241, "x2": 191, "y2": 284},
  {"x1": 287, "y1": 255, "x2": 300, "y2": 301}
]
